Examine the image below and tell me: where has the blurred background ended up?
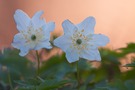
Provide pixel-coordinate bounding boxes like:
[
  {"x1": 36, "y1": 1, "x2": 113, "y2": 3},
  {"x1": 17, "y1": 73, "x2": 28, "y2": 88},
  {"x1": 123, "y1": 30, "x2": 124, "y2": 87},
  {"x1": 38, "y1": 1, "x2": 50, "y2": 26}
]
[
  {"x1": 1, "y1": 1, "x2": 135, "y2": 89},
  {"x1": 0, "y1": 0, "x2": 135, "y2": 49}
]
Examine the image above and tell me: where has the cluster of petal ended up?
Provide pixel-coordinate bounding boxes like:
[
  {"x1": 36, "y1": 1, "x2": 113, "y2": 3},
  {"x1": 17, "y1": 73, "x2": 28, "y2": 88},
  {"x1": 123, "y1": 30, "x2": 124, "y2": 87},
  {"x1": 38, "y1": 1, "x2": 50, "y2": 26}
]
[
  {"x1": 12, "y1": 9, "x2": 55, "y2": 56},
  {"x1": 54, "y1": 17, "x2": 109, "y2": 63}
]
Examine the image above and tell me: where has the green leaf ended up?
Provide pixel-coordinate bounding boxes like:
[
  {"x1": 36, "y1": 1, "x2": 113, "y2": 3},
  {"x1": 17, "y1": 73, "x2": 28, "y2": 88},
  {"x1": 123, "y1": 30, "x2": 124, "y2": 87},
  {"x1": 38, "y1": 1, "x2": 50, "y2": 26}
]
[
  {"x1": 93, "y1": 87, "x2": 109, "y2": 90},
  {"x1": 0, "y1": 49, "x2": 35, "y2": 87},
  {"x1": 37, "y1": 79, "x2": 71, "y2": 90},
  {"x1": 124, "y1": 63, "x2": 135, "y2": 67},
  {"x1": 119, "y1": 43, "x2": 135, "y2": 55}
]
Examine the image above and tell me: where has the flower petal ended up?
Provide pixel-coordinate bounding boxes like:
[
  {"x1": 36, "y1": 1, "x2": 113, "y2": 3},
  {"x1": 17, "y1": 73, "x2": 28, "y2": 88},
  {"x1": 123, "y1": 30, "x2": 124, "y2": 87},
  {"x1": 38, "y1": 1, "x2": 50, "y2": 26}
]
[
  {"x1": 65, "y1": 49, "x2": 79, "y2": 63},
  {"x1": 91, "y1": 34, "x2": 110, "y2": 47},
  {"x1": 19, "y1": 47, "x2": 29, "y2": 56},
  {"x1": 43, "y1": 22, "x2": 55, "y2": 32},
  {"x1": 62, "y1": 19, "x2": 77, "y2": 35},
  {"x1": 32, "y1": 10, "x2": 45, "y2": 29},
  {"x1": 14, "y1": 9, "x2": 30, "y2": 31},
  {"x1": 12, "y1": 33, "x2": 30, "y2": 56},
  {"x1": 76, "y1": 16, "x2": 96, "y2": 35},
  {"x1": 81, "y1": 49, "x2": 101, "y2": 61},
  {"x1": 11, "y1": 33, "x2": 26, "y2": 49},
  {"x1": 34, "y1": 41, "x2": 52, "y2": 50},
  {"x1": 41, "y1": 22, "x2": 55, "y2": 42},
  {"x1": 54, "y1": 35, "x2": 72, "y2": 52}
]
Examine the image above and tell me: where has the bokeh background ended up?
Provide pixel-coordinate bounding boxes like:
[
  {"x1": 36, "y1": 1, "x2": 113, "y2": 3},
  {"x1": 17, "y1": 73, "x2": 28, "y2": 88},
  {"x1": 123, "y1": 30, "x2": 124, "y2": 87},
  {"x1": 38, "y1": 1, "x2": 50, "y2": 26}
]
[
  {"x1": 0, "y1": 0, "x2": 135, "y2": 49},
  {"x1": 1, "y1": 1, "x2": 135, "y2": 90}
]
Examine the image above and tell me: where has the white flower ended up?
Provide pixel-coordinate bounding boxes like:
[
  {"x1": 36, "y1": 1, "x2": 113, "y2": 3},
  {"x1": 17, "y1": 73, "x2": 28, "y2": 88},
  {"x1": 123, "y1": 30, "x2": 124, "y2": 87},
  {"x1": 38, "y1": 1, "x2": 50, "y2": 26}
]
[
  {"x1": 12, "y1": 9, "x2": 55, "y2": 56},
  {"x1": 54, "y1": 17, "x2": 109, "y2": 63}
]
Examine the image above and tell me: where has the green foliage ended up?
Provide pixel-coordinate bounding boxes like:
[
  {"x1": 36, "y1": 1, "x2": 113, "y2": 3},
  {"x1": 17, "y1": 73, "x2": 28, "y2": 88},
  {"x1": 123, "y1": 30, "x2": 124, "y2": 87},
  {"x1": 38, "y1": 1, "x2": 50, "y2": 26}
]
[
  {"x1": 120, "y1": 43, "x2": 135, "y2": 67},
  {"x1": 1, "y1": 43, "x2": 135, "y2": 90},
  {"x1": 16, "y1": 78, "x2": 71, "y2": 90},
  {"x1": 0, "y1": 48, "x2": 35, "y2": 88},
  {"x1": 124, "y1": 61, "x2": 135, "y2": 67},
  {"x1": 119, "y1": 43, "x2": 135, "y2": 55}
]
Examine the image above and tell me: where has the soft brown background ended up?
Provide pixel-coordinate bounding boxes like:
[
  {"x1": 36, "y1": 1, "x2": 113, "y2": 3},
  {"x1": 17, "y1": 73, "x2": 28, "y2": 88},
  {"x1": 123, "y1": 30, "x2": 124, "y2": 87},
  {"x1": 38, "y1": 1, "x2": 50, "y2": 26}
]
[{"x1": 0, "y1": 0, "x2": 135, "y2": 49}]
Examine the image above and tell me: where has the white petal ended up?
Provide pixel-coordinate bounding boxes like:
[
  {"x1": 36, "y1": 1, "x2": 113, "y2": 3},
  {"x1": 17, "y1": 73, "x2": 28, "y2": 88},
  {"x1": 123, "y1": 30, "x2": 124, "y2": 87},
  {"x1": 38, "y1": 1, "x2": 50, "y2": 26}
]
[
  {"x1": 34, "y1": 41, "x2": 52, "y2": 50},
  {"x1": 41, "y1": 22, "x2": 55, "y2": 42},
  {"x1": 62, "y1": 20, "x2": 77, "y2": 35},
  {"x1": 43, "y1": 22, "x2": 55, "y2": 32},
  {"x1": 32, "y1": 10, "x2": 45, "y2": 29},
  {"x1": 11, "y1": 33, "x2": 26, "y2": 49},
  {"x1": 91, "y1": 34, "x2": 110, "y2": 47},
  {"x1": 76, "y1": 16, "x2": 96, "y2": 35},
  {"x1": 19, "y1": 47, "x2": 29, "y2": 56},
  {"x1": 81, "y1": 49, "x2": 101, "y2": 61},
  {"x1": 12, "y1": 42, "x2": 29, "y2": 56},
  {"x1": 54, "y1": 35, "x2": 72, "y2": 52},
  {"x1": 40, "y1": 25, "x2": 53, "y2": 43},
  {"x1": 65, "y1": 49, "x2": 79, "y2": 63},
  {"x1": 14, "y1": 9, "x2": 30, "y2": 31},
  {"x1": 42, "y1": 30, "x2": 51, "y2": 41},
  {"x1": 12, "y1": 33, "x2": 30, "y2": 56}
]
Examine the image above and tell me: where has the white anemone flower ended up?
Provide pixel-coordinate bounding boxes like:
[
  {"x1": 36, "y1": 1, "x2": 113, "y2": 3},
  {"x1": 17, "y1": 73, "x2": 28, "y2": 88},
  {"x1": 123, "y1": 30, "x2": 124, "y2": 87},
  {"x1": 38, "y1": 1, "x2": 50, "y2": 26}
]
[
  {"x1": 12, "y1": 9, "x2": 55, "y2": 56},
  {"x1": 54, "y1": 17, "x2": 109, "y2": 63}
]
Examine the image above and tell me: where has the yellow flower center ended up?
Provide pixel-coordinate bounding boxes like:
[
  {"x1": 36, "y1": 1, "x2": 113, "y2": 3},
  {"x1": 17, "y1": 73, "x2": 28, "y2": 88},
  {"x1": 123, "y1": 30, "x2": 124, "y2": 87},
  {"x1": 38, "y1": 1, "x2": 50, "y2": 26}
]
[
  {"x1": 70, "y1": 30, "x2": 89, "y2": 53},
  {"x1": 21, "y1": 25, "x2": 44, "y2": 45},
  {"x1": 70, "y1": 29, "x2": 93, "y2": 54}
]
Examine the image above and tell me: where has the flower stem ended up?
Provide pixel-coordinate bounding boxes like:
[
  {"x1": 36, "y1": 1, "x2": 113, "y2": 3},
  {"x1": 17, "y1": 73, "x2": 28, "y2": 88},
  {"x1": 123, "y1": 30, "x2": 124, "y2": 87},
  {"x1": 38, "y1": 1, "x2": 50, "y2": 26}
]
[
  {"x1": 77, "y1": 60, "x2": 81, "y2": 88},
  {"x1": 7, "y1": 69, "x2": 13, "y2": 90},
  {"x1": 36, "y1": 50, "x2": 40, "y2": 76}
]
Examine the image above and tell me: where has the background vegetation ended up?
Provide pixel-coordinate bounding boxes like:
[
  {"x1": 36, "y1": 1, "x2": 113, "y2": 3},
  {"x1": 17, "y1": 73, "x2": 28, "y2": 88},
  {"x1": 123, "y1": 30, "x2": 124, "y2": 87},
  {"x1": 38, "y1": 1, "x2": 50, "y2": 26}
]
[{"x1": 0, "y1": 43, "x2": 135, "y2": 90}]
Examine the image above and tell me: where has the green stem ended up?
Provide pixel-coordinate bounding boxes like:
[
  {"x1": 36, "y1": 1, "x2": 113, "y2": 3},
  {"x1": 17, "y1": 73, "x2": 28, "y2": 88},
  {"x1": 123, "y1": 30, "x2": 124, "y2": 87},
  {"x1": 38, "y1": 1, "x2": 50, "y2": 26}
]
[
  {"x1": 77, "y1": 60, "x2": 81, "y2": 88},
  {"x1": 7, "y1": 69, "x2": 13, "y2": 90},
  {"x1": 36, "y1": 50, "x2": 40, "y2": 76}
]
